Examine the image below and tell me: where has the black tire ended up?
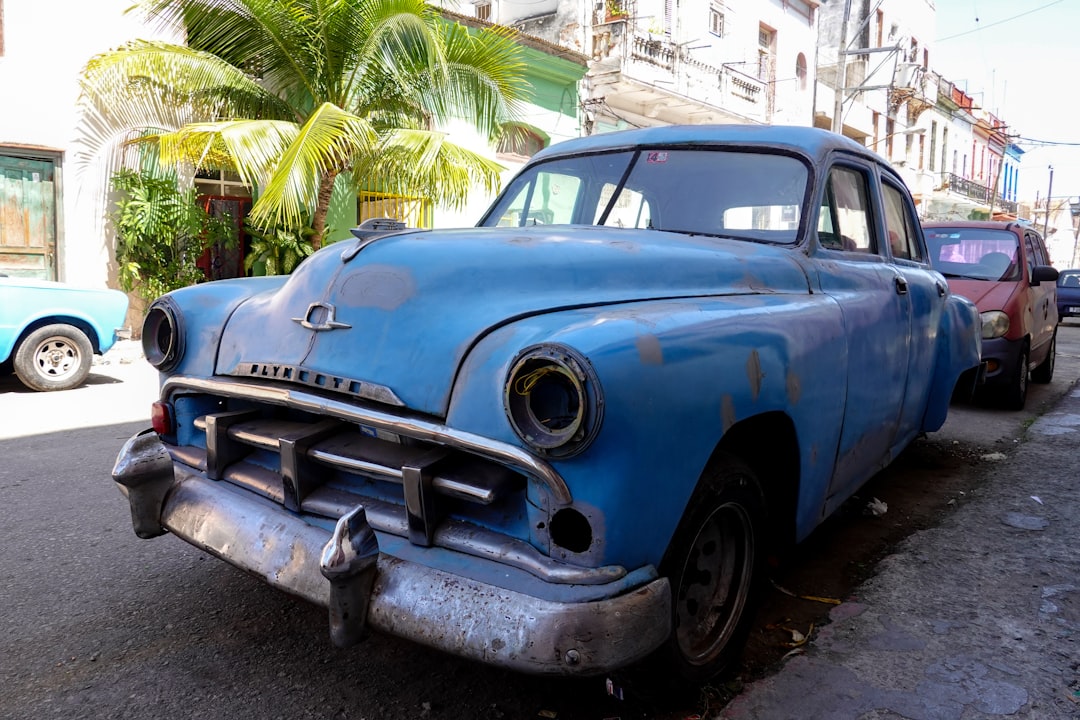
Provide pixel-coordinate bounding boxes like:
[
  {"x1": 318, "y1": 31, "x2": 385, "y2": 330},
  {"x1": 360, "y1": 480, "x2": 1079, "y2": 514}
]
[
  {"x1": 1031, "y1": 331, "x2": 1056, "y2": 384},
  {"x1": 654, "y1": 454, "x2": 767, "y2": 685},
  {"x1": 1000, "y1": 345, "x2": 1029, "y2": 410},
  {"x1": 13, "y1": 324, "x2": 94, "y2": 391}
]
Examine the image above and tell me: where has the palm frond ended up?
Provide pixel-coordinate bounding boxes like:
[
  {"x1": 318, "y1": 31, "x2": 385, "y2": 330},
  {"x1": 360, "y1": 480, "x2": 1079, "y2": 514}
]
[
  {"x1": 155, "y1": 119, "x2": 301, "y2": 188},
  {"x1": 248, "y1": 102, "x2": 377, "y2": 229},
  {"x1": 364, "y1": 128, "x2": 506, "y2": 210}
]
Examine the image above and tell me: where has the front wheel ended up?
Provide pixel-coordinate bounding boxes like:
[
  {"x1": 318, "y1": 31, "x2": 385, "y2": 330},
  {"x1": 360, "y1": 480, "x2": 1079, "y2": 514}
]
[
  {"x1": 13, "y1": 324, "x2": 94, "y2": 391},
  {"x1": 655, "y1": 454, "x2": 767, "y2": 684},
  {"x1": 1000, "y1": 346, "x2": 1029, "y2": 410}
]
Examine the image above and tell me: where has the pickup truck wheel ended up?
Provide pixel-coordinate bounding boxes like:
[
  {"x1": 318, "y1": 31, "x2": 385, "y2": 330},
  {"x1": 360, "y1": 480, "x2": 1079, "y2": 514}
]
[
  {"x1": 1031, "y1": 332, "x2": 1056, "y2": 384},
  {"x1": 1000, "y1": 346, "x2": 1029, "y2": 410},
  {"x1": 657, "y1": 454, "x2": 766, "y2": 684},
  {"x1": 13, "y1": 324, "x2": 94, "y2": 392}
]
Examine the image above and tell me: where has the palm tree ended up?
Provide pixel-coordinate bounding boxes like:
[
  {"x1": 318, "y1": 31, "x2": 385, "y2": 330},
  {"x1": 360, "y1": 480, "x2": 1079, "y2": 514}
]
[{"x1": 80, "y1": 0, "x2": 528, "y2": 248}]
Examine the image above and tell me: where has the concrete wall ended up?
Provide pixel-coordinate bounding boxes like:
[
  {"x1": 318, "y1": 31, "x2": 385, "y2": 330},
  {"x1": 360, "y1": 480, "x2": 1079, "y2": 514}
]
[{"x1": 0, "y1": 0, "x2": 178, "y2": 288}]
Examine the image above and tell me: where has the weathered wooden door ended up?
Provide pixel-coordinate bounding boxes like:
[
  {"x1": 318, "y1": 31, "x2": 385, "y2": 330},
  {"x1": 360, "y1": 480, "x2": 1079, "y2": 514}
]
[{"x1": 0, "y1": 154, "x2": 58, "y2": 279}]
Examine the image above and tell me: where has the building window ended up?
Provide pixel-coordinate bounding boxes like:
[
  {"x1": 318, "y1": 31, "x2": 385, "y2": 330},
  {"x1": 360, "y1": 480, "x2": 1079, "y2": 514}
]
[
  {"x1": 757, "y1": 26, "x2": 775, "y2": 82},
  {"x1": 194, "y1": 168, "x2": 252, "y2": 199},
  {"x1": 941, "y1": 128, "x2": 949, "y2": 176},
  {"x1": 709, "y1": 3, "x2": 725, "y2": 37},
  {"x1": 358, "y1": 192, "x2": 431, "y2": 229},
  {"x1": 497, "y1": 124, "x2": 548, "y2": 161},
  {"x1": 795, "y1": 53, "x2": 807, "y2": 91},
  {"x1": 929, "y1": 121, "x2": 937, "y2": 172},
  {"x1": 474, "y1": 1, "x2": 491, "y2": 21},
  {"x1": 784, "y1": 0, "x2": 814, "y2": 23}
]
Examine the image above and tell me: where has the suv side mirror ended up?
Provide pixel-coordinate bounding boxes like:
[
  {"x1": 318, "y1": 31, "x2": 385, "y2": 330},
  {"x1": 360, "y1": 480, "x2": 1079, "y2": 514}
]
[{"x1": 1031, "y1": 265, "x2": 1060, "y2": 286}]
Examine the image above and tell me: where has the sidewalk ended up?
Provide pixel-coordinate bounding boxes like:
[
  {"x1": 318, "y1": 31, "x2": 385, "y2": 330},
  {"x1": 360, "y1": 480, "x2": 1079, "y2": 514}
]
[{"x1": 722, "y1": 390, "x2": 1080, "y2": 718}]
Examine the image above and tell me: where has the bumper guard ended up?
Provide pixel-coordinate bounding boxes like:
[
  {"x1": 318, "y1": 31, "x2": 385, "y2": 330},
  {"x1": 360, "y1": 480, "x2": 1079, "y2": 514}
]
[{"x1": 111, "y1": 429, "x2": 671, "y2": 675}]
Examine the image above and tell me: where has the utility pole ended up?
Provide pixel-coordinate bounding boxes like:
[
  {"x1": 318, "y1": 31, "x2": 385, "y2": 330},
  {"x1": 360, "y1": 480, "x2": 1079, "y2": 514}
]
[
  {"x1": 986, "y1": 128, "x2": 1011, "y2": 219},
  {"x1": 1044, "y1": 165, "x2": 1054, "y2": 238},
  {"x1": 831, "y1": 0, "x2": 853, "y2": 135}
]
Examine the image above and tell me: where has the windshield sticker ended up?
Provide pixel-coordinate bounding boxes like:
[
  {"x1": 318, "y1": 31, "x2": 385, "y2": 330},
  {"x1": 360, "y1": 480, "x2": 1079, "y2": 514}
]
[{"x1": 646, "y1": 151, "x2": 669, "y2": 164}]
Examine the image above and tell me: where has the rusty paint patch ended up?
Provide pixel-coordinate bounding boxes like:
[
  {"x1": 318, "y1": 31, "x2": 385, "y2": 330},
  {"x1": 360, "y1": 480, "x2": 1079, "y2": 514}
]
[
  {"x1": 746, "y1": 349, "x2": 764, "y2": 401},
  {"x1": 721, "y1": 394, "x2": 736, "y2": 432},
  {"x1": 636, "y1": 334, "x2": 664, "y2": 365},
  {"x1": 339, "y1": 266, "x2": 415, "y2": 310},
  {"x1": 606, "y1": 240, "x2": 641, "y2": 253},
  {"x1": 786, "y1": 370, "x2": 802, "y2": 404}
]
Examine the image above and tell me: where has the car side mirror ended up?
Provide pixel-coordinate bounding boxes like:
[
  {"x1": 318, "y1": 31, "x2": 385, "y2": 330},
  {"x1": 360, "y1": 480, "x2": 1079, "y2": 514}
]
[{"x1": 1031, "y1": 265, "x2": 1059, "y2": 286}]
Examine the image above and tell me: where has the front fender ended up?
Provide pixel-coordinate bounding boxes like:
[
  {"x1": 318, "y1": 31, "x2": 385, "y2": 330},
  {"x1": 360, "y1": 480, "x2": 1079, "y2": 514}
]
[
  {"x1": 447, "y1": 294, "x2": 850, "y2": 570},
  {"x1": 154, "y1": 277, "x2": 287, "y2": 380},
  {"x1": 922, "y1": 293, "x2": 981, "y2": 431}
]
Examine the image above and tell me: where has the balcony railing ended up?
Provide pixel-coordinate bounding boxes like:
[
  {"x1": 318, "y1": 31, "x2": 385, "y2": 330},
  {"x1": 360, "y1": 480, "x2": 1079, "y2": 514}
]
[
  {"x1": 623, "y1": 32, "x2": 768, "y2": 122},
  {"x1": 942, "y1": 173, "x2": 1017, "y2": 213},
  {"x1": 943, "y1": 173, "x2": 990, "y2": 203},
  {"x1": 997, "y1": 197, "x2": 1018, "y2": 214}
]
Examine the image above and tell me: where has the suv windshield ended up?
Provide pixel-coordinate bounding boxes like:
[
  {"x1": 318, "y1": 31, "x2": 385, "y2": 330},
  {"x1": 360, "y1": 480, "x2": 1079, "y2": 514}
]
[
  {"x1": 925, "y1": 228, "x2": 1021, "y2": 281},
  {"x1": 479, "y1": 148, "x2": 809, "y2": 244}
]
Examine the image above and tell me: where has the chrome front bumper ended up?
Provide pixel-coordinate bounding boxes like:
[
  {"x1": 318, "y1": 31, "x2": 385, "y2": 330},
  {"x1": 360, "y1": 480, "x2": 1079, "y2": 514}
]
[{"x1": 112, "y1": 430, "x2": 672, "y2": 675}]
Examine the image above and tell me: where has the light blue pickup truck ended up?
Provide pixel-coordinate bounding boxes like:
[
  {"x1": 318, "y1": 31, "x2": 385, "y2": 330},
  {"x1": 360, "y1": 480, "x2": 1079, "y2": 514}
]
[
  {"x1": 112, "y1": 125, "x2": 981, "y2": 683},
  {"x1": 0, "y1": 276, "x2": 129, "y2": 391}
]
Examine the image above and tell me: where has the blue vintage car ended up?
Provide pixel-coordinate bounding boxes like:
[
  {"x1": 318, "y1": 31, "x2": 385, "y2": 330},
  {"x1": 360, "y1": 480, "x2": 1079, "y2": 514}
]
[
  {"x1": 112, "y1": 125, "x2": 981, "y2": 682},
  {"x1": 0, "y1": 276, "x2": 129, "y2": 391}
]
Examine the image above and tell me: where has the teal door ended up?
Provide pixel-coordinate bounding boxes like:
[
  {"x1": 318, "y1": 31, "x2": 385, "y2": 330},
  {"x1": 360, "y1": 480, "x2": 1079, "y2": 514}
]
[{"x1": 0, "y1": 154, "x2": 58, "y2": 280}]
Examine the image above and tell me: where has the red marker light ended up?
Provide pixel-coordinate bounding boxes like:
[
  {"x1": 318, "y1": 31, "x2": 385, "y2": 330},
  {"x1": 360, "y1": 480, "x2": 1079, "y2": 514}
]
[{"x1": 151, "y1": 401, "x2": 175, "y2": 435}]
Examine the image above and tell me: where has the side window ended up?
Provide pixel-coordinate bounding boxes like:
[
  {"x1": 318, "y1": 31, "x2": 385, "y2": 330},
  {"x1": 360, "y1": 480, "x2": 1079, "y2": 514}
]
[
  {"x1": 1024, "y1": 235, "x2": 1038, "y2": 282},
  {"x1": 882, "y1": 182, "x2": 924, "y2": 261},
  {"x1": 1031, "y1": 233, "x2": 1050, "y2": 266},
  {"x1": 818, "y1": 166, "x2": 876, "y2": 253},
  {"x1": 494, "y1": 171, "x2": 582, "y2": 227}
]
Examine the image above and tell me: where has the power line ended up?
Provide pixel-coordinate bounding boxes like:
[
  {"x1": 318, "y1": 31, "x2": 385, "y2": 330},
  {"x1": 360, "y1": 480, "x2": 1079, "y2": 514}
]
[
  {"x1": 936, "y1": 0, "x2": 1066, "y2": 42},
  {"x1": 1017, "y1": 137, "x2": 1080, "y2": 147}
]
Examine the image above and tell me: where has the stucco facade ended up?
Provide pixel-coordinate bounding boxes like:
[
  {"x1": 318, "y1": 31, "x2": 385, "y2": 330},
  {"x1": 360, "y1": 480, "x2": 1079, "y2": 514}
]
[{"x1": 0, "y1": 0, "x2": 177, "y2": 286}]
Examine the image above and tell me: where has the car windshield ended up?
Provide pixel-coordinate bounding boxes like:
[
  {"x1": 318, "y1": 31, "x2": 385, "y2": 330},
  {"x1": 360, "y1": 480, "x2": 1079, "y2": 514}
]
[
  {"x1": 479, "y1": 148, "x2": 809, "y2": 244},
  {"x1": 1058, "y1": 271, "x2": 1080, "y2": 288},
  {"x1": 924, "y1": 228, "x2": 1021, "y2": 281}
]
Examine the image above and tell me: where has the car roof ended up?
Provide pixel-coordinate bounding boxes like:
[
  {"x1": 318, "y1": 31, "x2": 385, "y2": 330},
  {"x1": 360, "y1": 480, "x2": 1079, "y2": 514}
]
[
  {"x1": 923, "y1": 220, "x2": 1035, "y2": 236},
  {"x1": 530, "y1": 124, "x2": 882, "y2": 166}
]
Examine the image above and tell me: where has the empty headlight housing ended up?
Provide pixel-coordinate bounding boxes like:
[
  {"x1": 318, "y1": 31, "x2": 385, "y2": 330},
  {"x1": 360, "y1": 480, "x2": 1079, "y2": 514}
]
[
  {"x1": 980, "y1": 310, "x2": 1010, "y2": 340},
  {"x1": 504, "y1": 344, "x2": 603, "y2": 458},
  {"x1": 142, "y1": 297, "x2": 185, "y2": 371}
]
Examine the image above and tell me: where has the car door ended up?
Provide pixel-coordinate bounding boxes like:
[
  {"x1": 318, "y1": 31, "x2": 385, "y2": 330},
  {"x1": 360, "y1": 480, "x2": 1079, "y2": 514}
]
[
  {"x1": 812, "y1": 160, "x2": 910, "y2": 513},
  {"x1": 880, "y1": 176, "x2": 942, "y2": 446},
  {"x1": 1027, "y1": 231, "x2": 1057, "y2": 355}
]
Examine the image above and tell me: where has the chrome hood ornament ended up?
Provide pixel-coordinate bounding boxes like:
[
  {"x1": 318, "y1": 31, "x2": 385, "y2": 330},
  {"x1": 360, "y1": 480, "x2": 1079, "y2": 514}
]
[{"x1": 292, "y1": 302, "x2": 351, "y2": 331}]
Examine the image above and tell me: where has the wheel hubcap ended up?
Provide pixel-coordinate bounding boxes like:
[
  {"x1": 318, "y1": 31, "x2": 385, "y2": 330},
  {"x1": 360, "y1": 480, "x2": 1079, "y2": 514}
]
[
  {"x1": 33, "y1": 338, "x2": 80, "y2": 379},
  {"x1": 674, "y1": 501, "x2": 754, "y2": 665}
]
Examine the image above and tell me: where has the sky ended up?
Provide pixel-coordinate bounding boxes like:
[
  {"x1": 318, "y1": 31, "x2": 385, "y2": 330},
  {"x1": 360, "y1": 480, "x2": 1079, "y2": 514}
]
[{"x1": 931, "y1": 0, "x2": 1080, "y2": 204}]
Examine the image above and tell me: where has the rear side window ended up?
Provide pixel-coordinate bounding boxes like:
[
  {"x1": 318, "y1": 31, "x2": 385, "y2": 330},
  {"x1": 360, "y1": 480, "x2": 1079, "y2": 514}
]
[{"x1": 882, "y1": 182, "x2": 924, "y2": 262}]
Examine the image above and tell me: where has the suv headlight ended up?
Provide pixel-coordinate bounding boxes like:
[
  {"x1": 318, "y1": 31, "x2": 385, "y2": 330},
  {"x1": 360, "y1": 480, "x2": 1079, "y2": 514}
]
[
  {"x1": 980, "y1": 310, "x2": 1010, "y2": 340},
  {"x1": 142, "y1": 297, "x2": 185, "y2": 371},
  {"x1": 504, "y1": 344, "x2": 603, "y2": 458}
]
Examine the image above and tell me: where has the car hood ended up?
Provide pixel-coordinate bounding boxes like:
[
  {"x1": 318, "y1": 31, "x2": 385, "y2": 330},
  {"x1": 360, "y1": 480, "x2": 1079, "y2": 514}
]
[
  {"x1": 945, "y1": 278, "x2": 1016, "y2": 311},
  {"x1": 216, "y1": 226, "x2": 810, "y2": 416}
]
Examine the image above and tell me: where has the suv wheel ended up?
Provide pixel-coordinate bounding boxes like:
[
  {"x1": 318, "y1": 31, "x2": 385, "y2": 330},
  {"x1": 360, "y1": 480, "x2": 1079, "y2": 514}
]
[{"x1": 1000, "y1": 346, "x2": 1029, "y2": 410}]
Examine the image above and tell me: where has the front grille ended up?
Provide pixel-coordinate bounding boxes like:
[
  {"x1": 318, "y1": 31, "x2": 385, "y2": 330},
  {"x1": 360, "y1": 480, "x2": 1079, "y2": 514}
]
[{"x1": 161, "y1": 376, "x2": 625, "y2": 586}]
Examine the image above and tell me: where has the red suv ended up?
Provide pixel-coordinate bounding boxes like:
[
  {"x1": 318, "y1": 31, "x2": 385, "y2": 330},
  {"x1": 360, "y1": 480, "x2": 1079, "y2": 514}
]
[{"x1": 924, "y1": 221, "x2": 1059, "y2": 409}]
